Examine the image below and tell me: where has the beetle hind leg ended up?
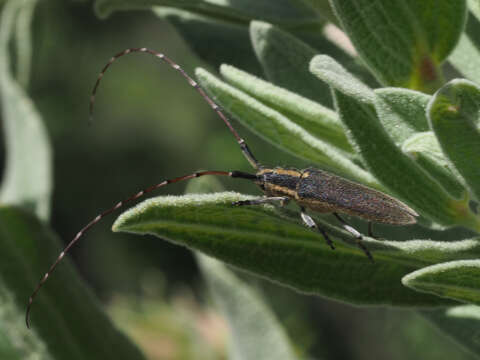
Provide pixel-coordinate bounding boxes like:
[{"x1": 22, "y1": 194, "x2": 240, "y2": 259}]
[
  {"x1": 368, "y1": 222, "x2": 381, "y2": 239},
  {"x1": 333, "y1": 213, "x2": 374, "y2": 262},
  {"x1": 300, "y1": 208, "x2": 335, "y2": 250}
]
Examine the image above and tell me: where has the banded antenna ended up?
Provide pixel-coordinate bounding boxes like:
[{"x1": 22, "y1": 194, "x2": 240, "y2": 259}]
[
  {"x1": 26, "y1": 48, "x2": 261, "y2": 328},
  {"x1": 90, "y1": 48, "x2": 259, "y2": 169}
]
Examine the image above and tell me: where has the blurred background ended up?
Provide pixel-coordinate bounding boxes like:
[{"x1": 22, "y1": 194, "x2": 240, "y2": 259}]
[{"x1": 7, "y1": 0, "x2": 476, "y2": 359}]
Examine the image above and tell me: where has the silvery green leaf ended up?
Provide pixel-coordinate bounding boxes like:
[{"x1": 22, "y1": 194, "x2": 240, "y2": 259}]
[
  {"x1": 113, "y1": 191, "x2": 460, "y2": 307},
  {"x1": 310, "y1": 55, "x2": 478, "y2": 230},
  {"x1": 195, "y1": 67, "x2": 380, "y2": 188},
  {"x1": 219, "y1": 63, "x2": 353, "y2": 154},
  {"x1": 374, "y1": 88, "x2": 430, "y2": 145},
  {"x1": 422, "y1": 305, "x2": 480, "y2": 358},
  {"x1": 402, "y1": 132, "x2": 467, "y2": 200},
  {"x1": 198, "y1": 254, "x2": 298, "y2": 360},
  {"x1": 403, "y1": 260, "x2": 480, "y2": 305},
  {"x1": 0, "y1": 207, "x2": 146, "y2": 360},
  {"x1": 428, "y1": 79, "x2": 480, "y2": 206},
  {"x1": 0, "y1": 0, "x2": 52, "y2": 220},
  {"x1": 329, "y1": 0, "x2": 467, "y2": 92},
  {"x1": 250, "y1": 20, "x2": 333, "y2": 105}
]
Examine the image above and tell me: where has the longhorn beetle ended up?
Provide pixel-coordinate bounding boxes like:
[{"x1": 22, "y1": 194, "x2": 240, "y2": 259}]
[{"x1": 26, "y1": 47, "x2": 419, "y2": 328}]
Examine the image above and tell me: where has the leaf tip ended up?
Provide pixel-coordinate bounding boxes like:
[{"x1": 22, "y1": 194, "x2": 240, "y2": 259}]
[
  {"x1": 112, "y1": 192, "x2": 255, "y2": 232},
  {"x1": 249, "y1": 19, "x2": 270, "y2": 32}
]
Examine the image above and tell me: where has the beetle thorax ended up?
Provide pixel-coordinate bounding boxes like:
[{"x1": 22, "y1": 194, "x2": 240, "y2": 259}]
[{"x1": 255, "y1": 168, "x2": 301, "y2": 198}]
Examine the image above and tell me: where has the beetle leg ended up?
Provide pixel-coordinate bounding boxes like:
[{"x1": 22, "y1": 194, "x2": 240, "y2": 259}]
[
  {"x1": 368, "y1": 222, "x2": 379, "y2": 239},
  {"x1": 300, "y1": 208, "x2": 335, "y2": 250},
  {"x1": 333, "y1": 213, "x2": 374, "y2": 262},
  {"x1": 333, "y1": 213, "x2": 361, "y2": 236},
  {"x1": 232, "y1": 196, "x2": 290, "y2": 207}
]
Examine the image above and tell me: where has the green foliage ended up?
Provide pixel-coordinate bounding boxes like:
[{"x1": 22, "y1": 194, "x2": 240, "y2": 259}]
[
  {"x1": 428, "y1": 79, "x2": 480, "y2": 202},
  {"x1": 0, "y1": 207, "x2": 146, "y2": 359},
  {"x1": 0, "y1": 0, "x2": 51, "y2": 220},
  {"x1": 403, "y1": 260, "x2": 480, "y2": 304},
  {"x1": 197, "y1": 254, "x2": 298, "y2": 360},
  {"x1": 374, "y1": 88, "x2": 430, "y2": 144},
  {"x1": 402, "y1": 132, "x2": 467, "y2": 200},
  {"x1": 94, "y1": 0, "x2": 318, "y2": 24},
  {"x1": 0, "y1": 1, "x2": 147, "y2": 358},
  {"x1": 329, "y1": 0, "x2": 466, "y2": 92},
  {"x1": 195, "y1": 67, "x2": 378, "y2": 188},
  {"x1": 422, "y1": 305, "x2": 480, "y2": 357},
  {"x1": 2, "y1": 0, "x2": 480, "y2": 358},
  {"x1": 102, "y1": 0, "x2": 480, "y2": 356},
  {"x1": 449, "y1": 0, "x2": 480, "y2": 84},
  {"x1": 310, "y1": 55, "x2": 477, "y2": 229},
  {"x1": 95, "y1": 0, "x2": 324, "y2": 75},
  {"x1": 114, "y1": 191, "x2": 478, "y2": 307},
  {"x1": 249, "y1": 20, "x2": 332, "y2": 105},
  {"x1": 219, "y1": 64, "x2": 352, "y2": 153},
  {"x1": 187, "y1": 175, "x2": 299, "y2": 359}
]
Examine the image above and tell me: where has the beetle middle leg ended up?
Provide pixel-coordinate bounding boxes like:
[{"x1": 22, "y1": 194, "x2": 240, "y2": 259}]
[
  {"x1": 300, "y1": 207, "x2": 335, "y2": 250},
  {"x1": 333, "y1": 213, "x2": 373, "y2": 262}
]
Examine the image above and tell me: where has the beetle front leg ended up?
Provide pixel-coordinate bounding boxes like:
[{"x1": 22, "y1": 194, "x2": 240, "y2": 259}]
[
  {"x1": 232, "y1": 196, "x2": 290, "y2": 207},
  {"x1": 333, "y1": 213, "x2": 373, "y2": 262},
  {"x1": 300, "y1": 207, "x2": 335, "y2": 250}
]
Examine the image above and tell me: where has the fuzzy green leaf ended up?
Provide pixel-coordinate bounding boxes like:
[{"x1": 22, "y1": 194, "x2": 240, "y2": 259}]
[
  {"x1": 449, "y1": 7, "x2": 480, "y2": 84},
  {"x1": 113, "y1": 191, "x2": 459, "y2": 307},
  {"x1": 198, "y1": 254, "x2": 297, "y2": 360},
  {"x1": 309, "y1": 54, "x2": 374, "y2": 103},
  {"x1": 195, "y1": 67, "x2": 380, "y2": 188},
  {"x1": 248, "y1": 19, "x2": 378, "y2": 90},
  {"x1": 0, "y1": 207, "x2": 146, "y2": 360},
  {"x1": 153, "y1": 7, "x2": 262, "y2": 76},
  {"x1": 428, "y1": 79, "x2": 480, "y2": 207},
  {"x1": 449, "y1": 33, "x2": 480, "y2": 85},
  {"x1": 190, "y1": 177, "x2": 297, "y2": 360},
  {"x1": 0, "y1": 0, "x2": 52, "y2": 220},
  {"x1": 402, "y1": 132, "x2": 467, "y2": 200},
  {"x1": 374, "y1": 88, "x2": 430, "y2": 145},
  {"x1": 310, "y1": 55, "x2": 476, "y2": 229},
  {"x1": 95, "y1": 1, "x2": 344, "y2": 80},
  {"x1": 95, "y1": 0, "x2": 323, "y2": 73},
  {"x1": 13, "y1": 0, "x2": 35, "y2": 88},
  {"x1": 330, "y1": 0, "x2": 467, "y2": 92},
  {"x1": 219, "y1": 64, "x2": 353, "y2": 154},
  {"x1": 0, "y1": 282, "x2": 53, "y2": 359},
  {"x1": 469, "y1": 0, "x2": 480, "y2": 20},
  {"x1": 422, "y1": 305, "x2": 480, "y2": 358},
  {"x1": 249, "y1": 20, "x2": 333, "y2": 105},
  {"x1": 403, "y1": 260, "x2": 480, "y2": 305}
]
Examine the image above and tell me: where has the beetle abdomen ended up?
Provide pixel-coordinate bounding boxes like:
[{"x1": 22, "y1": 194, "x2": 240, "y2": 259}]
[{"x1": 296, "y1": 168, "x2": 418, "y2": 225}]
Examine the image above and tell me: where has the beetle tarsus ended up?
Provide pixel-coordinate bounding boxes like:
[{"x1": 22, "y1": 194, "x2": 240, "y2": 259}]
[
  {"x1": 334, "y1": 213, "x2": 373, "y2": 261},
  {"x1": 356, "y1": 239, "x2": 374, "y2": 263}
]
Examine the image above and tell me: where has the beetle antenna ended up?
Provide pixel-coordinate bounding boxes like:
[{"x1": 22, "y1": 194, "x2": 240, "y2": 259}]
[
  {"x1": 26, "y1": 170, "x2": 256, "y2": 328},
  {"x1": 90, "y1": 48, "x2": 260, "y2": 170}
]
